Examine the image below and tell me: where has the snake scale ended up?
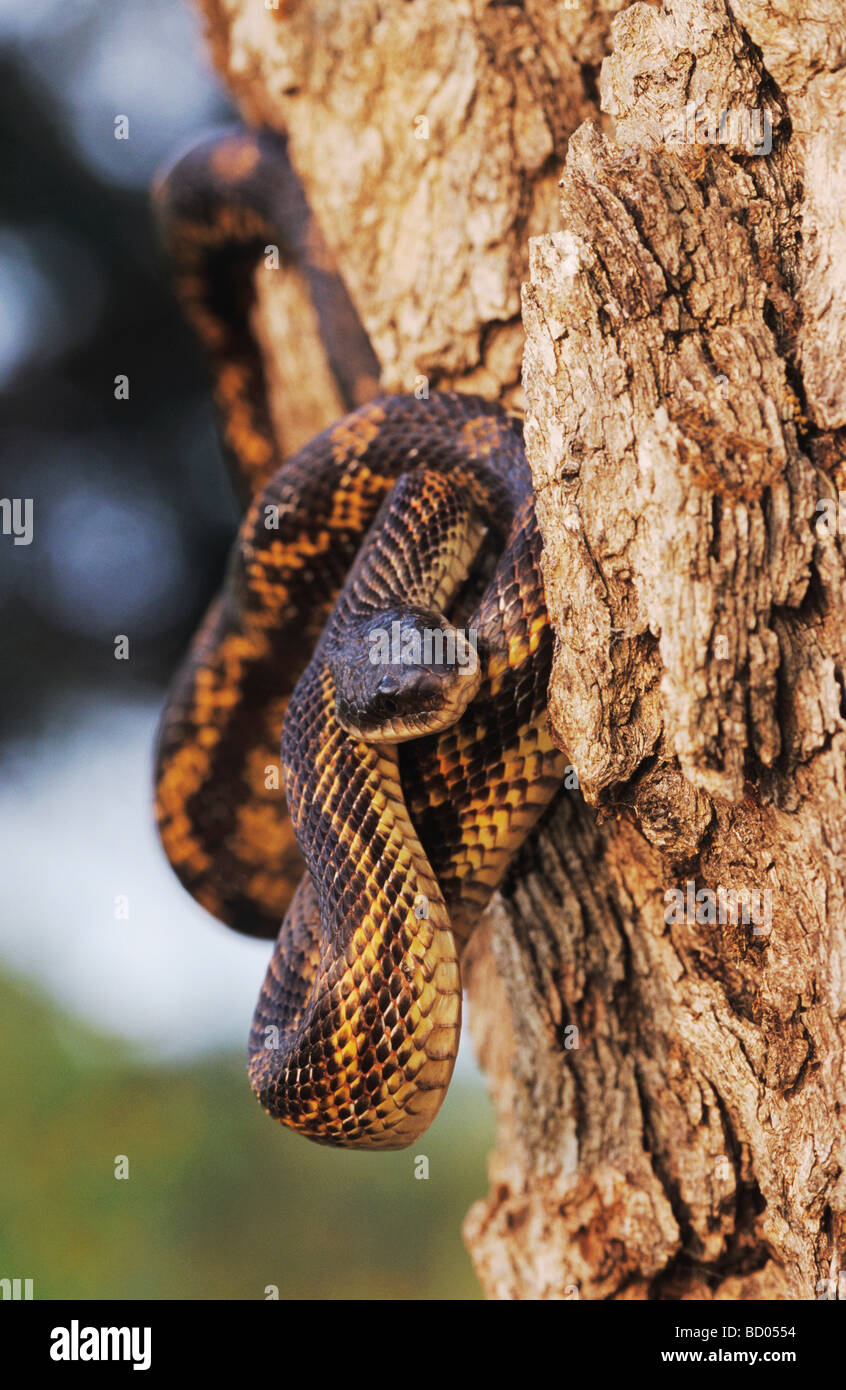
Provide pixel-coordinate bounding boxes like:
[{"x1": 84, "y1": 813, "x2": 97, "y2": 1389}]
[{"x1": 154, "y1": 128, "x2": 567, "y2": 1149}]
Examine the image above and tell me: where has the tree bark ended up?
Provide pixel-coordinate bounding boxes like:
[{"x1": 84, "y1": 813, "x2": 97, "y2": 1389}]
[{"x1": 195, "y1": 0, "x2": 846, "y2": 1300}]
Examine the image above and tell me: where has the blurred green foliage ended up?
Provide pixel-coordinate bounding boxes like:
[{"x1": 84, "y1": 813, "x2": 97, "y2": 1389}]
[{"x1": 0, "y1": 975, "x2": 493, "y2": 1299}]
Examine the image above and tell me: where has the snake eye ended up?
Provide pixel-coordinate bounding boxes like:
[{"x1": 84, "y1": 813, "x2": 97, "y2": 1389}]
[{"x1": 377, "y1": 673, "x2": 400, "y2": 714}]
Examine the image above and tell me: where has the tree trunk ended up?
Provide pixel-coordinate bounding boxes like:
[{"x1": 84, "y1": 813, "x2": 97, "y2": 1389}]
[{"x1": 195, "y1": 0, "x2": 846, "y2": 1300}]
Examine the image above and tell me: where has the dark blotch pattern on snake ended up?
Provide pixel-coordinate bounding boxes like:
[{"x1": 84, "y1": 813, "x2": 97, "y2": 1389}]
[{"x1": 153, "y1": 128, "x2": 567, "y2": 1149}]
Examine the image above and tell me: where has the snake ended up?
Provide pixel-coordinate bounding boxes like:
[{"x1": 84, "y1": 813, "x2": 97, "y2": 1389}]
[{"x1": 153, "y1": 128, "x2": 567, "y2": 1149}]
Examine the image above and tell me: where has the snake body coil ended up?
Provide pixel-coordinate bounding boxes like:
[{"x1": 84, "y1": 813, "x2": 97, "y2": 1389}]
[{"x1": 154, "y1": 129, "x2": 567, "y2": 1148}]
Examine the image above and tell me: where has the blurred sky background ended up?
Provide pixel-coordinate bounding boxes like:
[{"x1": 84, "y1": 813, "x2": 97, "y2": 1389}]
[{"x1": 0, "y1": 0, "x2": 491, "y2": 1299}]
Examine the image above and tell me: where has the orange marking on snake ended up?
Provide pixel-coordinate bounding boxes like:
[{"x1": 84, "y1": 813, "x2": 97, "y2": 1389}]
[
  {"x1": 232, "y1": 801, "x2": 300, "y2": 868},
  {"x1": 209, "y1": 137, "x2": 262, "y2": 184},
  {"x1": 329, "y1": 404, "x2": 387, "y2": 463},
  {"x1": 460, "y1": 415, "x2": 505, "y2": 458},
  {"x1": 156, "y1": 745, "x2": 214, "y2": 875},
  {"x1": 217, "y1": 364, "x2": 275, "y2": 471}
]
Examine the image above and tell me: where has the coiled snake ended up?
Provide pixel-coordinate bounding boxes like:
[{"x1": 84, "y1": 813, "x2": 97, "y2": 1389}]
[{"x1": 154, "y1": 129, "x2": 566, "y2": 1149}]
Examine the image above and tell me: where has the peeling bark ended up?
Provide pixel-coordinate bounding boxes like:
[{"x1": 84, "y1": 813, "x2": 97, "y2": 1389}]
[{"x1": 196, "y1": 0, "x2": 845, "y2": 1300}]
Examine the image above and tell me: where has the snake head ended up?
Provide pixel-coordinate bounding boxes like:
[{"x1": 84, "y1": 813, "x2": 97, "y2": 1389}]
[{"x1": 327, "y1": 607, "x2": 482, "y2": 743}]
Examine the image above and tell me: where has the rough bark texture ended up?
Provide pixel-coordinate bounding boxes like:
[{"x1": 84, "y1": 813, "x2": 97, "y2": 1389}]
[{"x1": 196, "y1": 0, "x2": 846, "y2": 1299}]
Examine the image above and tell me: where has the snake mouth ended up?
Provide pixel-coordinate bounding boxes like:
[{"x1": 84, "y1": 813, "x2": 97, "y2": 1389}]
[
  {"x1": 328, "y1": 608, "x2": 484, "y2": 744},
  {"x1": 334, "y1": 655, "x2": 483, "y2": 744}
]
